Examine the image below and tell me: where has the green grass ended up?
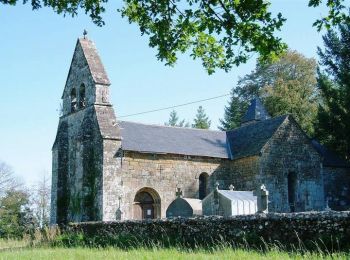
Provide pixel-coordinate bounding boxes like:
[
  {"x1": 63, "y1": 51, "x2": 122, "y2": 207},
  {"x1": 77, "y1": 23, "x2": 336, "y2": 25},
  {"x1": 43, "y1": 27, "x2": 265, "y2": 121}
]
[
  {"x1": 0, "y1": 239, "x2": 29, "y2": 250},
  {"x1": 0, "y1": 247, "x2": 349, "y2": 260}
]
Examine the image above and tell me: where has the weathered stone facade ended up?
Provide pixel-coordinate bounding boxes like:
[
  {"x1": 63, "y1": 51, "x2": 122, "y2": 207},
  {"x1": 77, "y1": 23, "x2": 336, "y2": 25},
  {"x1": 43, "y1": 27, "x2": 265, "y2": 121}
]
[{"x1": 51, "y1": 37, "x2": 350, "y2": 224}]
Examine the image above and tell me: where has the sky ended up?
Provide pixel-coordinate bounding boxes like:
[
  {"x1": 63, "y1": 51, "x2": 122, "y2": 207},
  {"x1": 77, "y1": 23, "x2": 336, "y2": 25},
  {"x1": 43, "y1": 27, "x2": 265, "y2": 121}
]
[{"x1": 0, "y1": 1, "x2": 328, "y2": 185}]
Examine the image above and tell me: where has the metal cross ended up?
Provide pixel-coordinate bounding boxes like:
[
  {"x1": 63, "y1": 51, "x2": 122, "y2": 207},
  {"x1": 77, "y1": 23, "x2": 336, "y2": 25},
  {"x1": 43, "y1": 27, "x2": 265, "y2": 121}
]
[
  {"x1": 83, "y1": 29, "x2": 88, "y2": 39},
  {"x1": 176, "y1": 187, "x2": 183, "y2": 198}
]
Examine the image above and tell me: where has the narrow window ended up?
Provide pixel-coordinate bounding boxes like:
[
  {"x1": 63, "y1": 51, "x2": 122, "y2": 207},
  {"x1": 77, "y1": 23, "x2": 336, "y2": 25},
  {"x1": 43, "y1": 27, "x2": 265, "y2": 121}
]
[
  {"x1": 199, "y1": 172, "x2": 209, "y2": 200},
  {"x1": 70, "y1": 88, "x2": 77, "y2": 112},
  {"x1": 288, "y1": 172, "x2": 297, "y2": 212},
  {"x1": 79, "y1": 84, "x2": 86, "y2": 108}
]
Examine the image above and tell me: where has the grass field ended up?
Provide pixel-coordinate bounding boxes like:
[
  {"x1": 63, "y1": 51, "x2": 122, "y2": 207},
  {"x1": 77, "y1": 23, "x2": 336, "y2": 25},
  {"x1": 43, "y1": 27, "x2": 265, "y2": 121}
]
[
  {"x1": 0, "y1": 247, "x2": 350, "y2": 260},
  {"x1": 0, "y1": 239, "x2": 29, "y2": 250}
]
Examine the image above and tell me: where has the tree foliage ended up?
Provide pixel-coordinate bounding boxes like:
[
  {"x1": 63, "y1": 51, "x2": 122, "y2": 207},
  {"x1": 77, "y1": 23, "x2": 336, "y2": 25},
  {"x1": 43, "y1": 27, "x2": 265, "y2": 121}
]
[
  {"x1": 219, "y1": 90, "x2": 246, "y2": 131},
  {"x1": 165, "y1": 110, "x2": 189, "y2": 127},
  {"x1": 1, "y1": 0, "x2": 287, "y2": 74},
  {"x1": 0, "y1": 189, "x2": 36, "y2": 238},
  {"x1": 0, "y1": 161, "x2": 19, "y2": 196},
  {"x1": 220, "y1": 50, "x2": 319, "y2": 135},
  {"x1": 2, "y1": 1, "x2": 349, "y2": 73},
  {"x1": 31, "y1": 174, "x2": 51, "y2": 228},
  {"x1": 308, "y1": 0, "x2": 350, "y2": 31},
  {"x1": 192, "y1": 106, "x2": 211, "y2": 129},
  {"x1": 315, "y1": 22, "x2": 350, "y2": 160}
]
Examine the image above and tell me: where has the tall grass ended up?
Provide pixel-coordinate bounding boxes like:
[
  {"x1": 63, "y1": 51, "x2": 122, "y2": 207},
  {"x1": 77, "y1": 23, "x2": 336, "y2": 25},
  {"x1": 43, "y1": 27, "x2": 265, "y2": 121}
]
[{"x1": 0, "y1": 246, "x2": 349, "y2": 260}]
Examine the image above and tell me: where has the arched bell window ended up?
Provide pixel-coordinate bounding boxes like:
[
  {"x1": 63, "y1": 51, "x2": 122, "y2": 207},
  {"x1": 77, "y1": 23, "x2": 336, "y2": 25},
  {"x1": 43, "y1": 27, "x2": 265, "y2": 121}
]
[
  {"x1": 79, "y1": 84, "x2": 86, "y2": 108},
  {"x1": 70, "y1": 88, "x2": 77, "y2": 112}
]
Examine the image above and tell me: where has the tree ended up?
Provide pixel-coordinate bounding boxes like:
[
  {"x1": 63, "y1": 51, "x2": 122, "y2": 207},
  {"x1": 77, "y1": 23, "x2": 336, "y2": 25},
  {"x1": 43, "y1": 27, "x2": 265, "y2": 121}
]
[
  {"x1": 2, "y1": 1, "x2": 348, "y2": 74},
  {"x1": 308, "y1": 0, "x2": 350, "y2": 31},
  {"x1": 192, "y1": 106, "x2": 211, "y2": 129},
  {"x1": 0, "y1": 189, "x2": 35, "y2": 238},
  {"x1": 315, "y1": 22, "x2": 350, "y2": 160},
  {"x1": 2, "y1": 0, "x2": 287, "y2": 74},
  {"x1": 221, "y1": 50, "x2": 318, "y2": 135},
  {"x1": 165, "y1": 110, "x2": 189, "y2": 127},
  {"x1": 31, "y1": 174, "x2": 51, "y2": 228},
  {"x1": 0, "y1": 161, "x2": 20, "y2": 197},
  {"x1": 219, "y1": 90, "x2": 247, "y2": 131}
]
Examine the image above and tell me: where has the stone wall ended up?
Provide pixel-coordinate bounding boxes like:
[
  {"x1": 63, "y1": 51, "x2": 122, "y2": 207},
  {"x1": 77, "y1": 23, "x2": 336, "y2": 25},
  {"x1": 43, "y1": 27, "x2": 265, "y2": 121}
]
[
  {"x1": 259, "y1": 117, "x2": 324, "y2": 212},
  {"x1": 102, "y1": 152, "x2": 263, "y2": 221},
  {"x1": 52, "y1": 106, "x2": 105, "y2": 224},
  {"x1": 323, "y1": 167, "x2": 350, "y2": 211},
  {"x1": 65, "y1": 211, "x2": 350, "y2": 250}
]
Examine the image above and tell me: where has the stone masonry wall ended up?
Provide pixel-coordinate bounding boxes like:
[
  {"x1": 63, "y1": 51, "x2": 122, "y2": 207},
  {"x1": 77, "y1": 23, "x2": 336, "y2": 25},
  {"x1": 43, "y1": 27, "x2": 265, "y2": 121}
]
[
  {"x1": 66, "y1": 211, "x2": 350, "y2": 250},
  {"x1": 323, "y1": 167, "x2": 350, "y2": 211},
  {"x1": 259, "y1": 116, "x2": 324, "y2": 212},
  {"x1": 52, "y1": 106, "x2": 104, "y2": 224},
  {"x1": 102, "y1": 152, "x2": 261, "y2": 221}
]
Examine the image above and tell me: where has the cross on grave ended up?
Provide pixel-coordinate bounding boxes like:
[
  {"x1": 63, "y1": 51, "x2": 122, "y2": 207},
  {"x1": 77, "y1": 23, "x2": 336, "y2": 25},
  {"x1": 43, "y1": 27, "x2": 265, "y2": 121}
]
[
  {"x1": 215, "y1": 182, "x2": 220, "y2": 190},
  {"x1": 176, "y1": 187, "x2": 183, "y2": 198},
  {"x1": 254, "y1": 184, "x2": 269, "y2": 213}
]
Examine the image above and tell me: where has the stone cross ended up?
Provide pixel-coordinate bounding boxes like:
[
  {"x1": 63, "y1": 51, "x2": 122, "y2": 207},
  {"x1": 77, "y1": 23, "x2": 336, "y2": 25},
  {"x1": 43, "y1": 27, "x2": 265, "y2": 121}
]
[
  {"x1": 176, "y1": 187, "x2": 183, "y2": 198},
  {"x1": 254, "y1": 184, "x2": 269, "y2": 213},
  {"x1": 325, "y1": 197, "x2": 331, "y2": 211},
  {"x1": 229, "y1": 184, "x2": 234, "y2": 191},
  {"x1": 215, "y1": 182, "x2": 220, "y2": 191}
]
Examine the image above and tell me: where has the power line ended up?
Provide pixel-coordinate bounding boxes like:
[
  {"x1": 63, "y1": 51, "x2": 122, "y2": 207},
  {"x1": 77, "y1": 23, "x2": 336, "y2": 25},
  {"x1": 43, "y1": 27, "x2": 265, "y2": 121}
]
[{"x1": 118, "y1": 93, "x2": 230, "y2": 118}]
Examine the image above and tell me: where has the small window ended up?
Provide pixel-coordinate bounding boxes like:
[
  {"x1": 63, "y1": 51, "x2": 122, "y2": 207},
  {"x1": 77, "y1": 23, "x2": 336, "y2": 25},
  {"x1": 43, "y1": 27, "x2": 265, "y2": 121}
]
[
  {"x1": 288, "y1": 172, "x2": 297, "y2": 212},
  {"x1": 79, "y1": 84, "x2": 86, "y2": 108},
  {"x1": 70, "y1": 88, "x2": 77, "y2": 112},
  {"x1": 199, "y1": 172, "x2": 209, "y2": 200}
]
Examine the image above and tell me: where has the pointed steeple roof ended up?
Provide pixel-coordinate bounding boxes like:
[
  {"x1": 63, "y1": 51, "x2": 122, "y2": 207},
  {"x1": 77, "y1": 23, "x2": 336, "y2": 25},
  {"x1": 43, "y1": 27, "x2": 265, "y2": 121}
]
[
  {"x1": 242, "y1": 97, "x2": 271, "y2": 123},
  {"x1": 78, "y1": 38, "x2": 110, "y2": 85}
]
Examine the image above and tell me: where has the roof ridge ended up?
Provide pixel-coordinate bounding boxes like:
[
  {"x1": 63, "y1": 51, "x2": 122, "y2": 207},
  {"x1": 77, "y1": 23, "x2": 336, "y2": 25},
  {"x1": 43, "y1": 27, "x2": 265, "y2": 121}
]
[
  {"x1": 78, "y1": 37, "x2": 110, "y2": 85},
  {"x1": 228, "y1": 114, "x2": 288, "y2": 133},
  {"x1": 118, "y1": 120, "x2": 224, "y2": 133}
]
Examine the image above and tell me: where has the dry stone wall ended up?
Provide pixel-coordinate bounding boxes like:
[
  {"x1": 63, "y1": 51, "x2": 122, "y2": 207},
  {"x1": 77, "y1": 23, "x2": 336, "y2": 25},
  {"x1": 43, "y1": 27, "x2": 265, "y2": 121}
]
[{"x1": 65, "y1": 211, "x2": 350, "y2": 250}]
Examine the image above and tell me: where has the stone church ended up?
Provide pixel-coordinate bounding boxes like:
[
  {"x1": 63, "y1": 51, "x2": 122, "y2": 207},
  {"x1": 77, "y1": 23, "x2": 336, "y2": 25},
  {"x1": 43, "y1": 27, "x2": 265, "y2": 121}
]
[{"x1": 50, "y1": 37, "x2": 350, "y2": 224}]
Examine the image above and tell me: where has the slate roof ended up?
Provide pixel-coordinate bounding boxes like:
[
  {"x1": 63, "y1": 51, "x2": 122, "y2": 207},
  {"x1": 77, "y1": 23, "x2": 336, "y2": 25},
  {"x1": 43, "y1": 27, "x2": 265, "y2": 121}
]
[
  {"x1": 79, "y1": 38, "x2": 111, "y2": 85},
  {"x1": 181, "y1": 198, "x2": 202, "y2": 215},
  {"x1": 311, "y1": 140, "x2": 350, "y2": 168},
  {"x1": 242, "y1": 97, "x2": 271, "y2": 123},
  {"x1": 226, "y1": 115, "x2": 288, "y2": 160},
  {"x1": 119, "y1": 121, "x2": 228, "y2": 158},
  {"x1": 218, "y1": 190, "x2": 257, "y2": 203}
]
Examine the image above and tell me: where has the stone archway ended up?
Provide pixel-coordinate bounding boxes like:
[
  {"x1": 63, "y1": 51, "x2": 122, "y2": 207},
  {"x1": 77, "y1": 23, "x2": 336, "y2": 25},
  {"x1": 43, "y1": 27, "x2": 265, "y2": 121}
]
[{"x1": 133, "y1": 187, "x2": 161, "y2": 220}]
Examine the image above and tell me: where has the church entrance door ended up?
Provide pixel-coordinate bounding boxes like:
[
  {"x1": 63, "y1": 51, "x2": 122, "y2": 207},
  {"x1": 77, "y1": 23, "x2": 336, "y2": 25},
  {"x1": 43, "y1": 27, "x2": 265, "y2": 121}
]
[{"x1": 133, "y1": 188, "x2": 161, "y2": 220}]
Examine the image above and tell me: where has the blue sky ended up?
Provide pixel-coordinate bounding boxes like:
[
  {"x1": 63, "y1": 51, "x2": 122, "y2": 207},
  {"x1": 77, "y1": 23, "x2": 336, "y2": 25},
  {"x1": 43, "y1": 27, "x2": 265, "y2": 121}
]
[{"x1": 0, "y1": 1, "x2": 328, "y2": 184}]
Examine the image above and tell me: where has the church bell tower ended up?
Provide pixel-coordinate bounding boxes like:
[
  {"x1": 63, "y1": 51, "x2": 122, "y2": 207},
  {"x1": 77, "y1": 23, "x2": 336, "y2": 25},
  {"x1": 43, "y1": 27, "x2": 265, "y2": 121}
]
[{"x1": 51, "y1": 35, "x2": 121, "y2": 224}]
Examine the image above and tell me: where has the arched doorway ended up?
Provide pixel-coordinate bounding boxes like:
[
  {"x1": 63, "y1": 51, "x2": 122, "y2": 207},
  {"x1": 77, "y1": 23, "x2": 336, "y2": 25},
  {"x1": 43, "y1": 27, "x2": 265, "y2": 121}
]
[
  {"x1": 133, "y1": 188, "x2": 161, "y2": 220},
  {"x1": 199, "y1": 172, "x2": 209, "y2": 200}
]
